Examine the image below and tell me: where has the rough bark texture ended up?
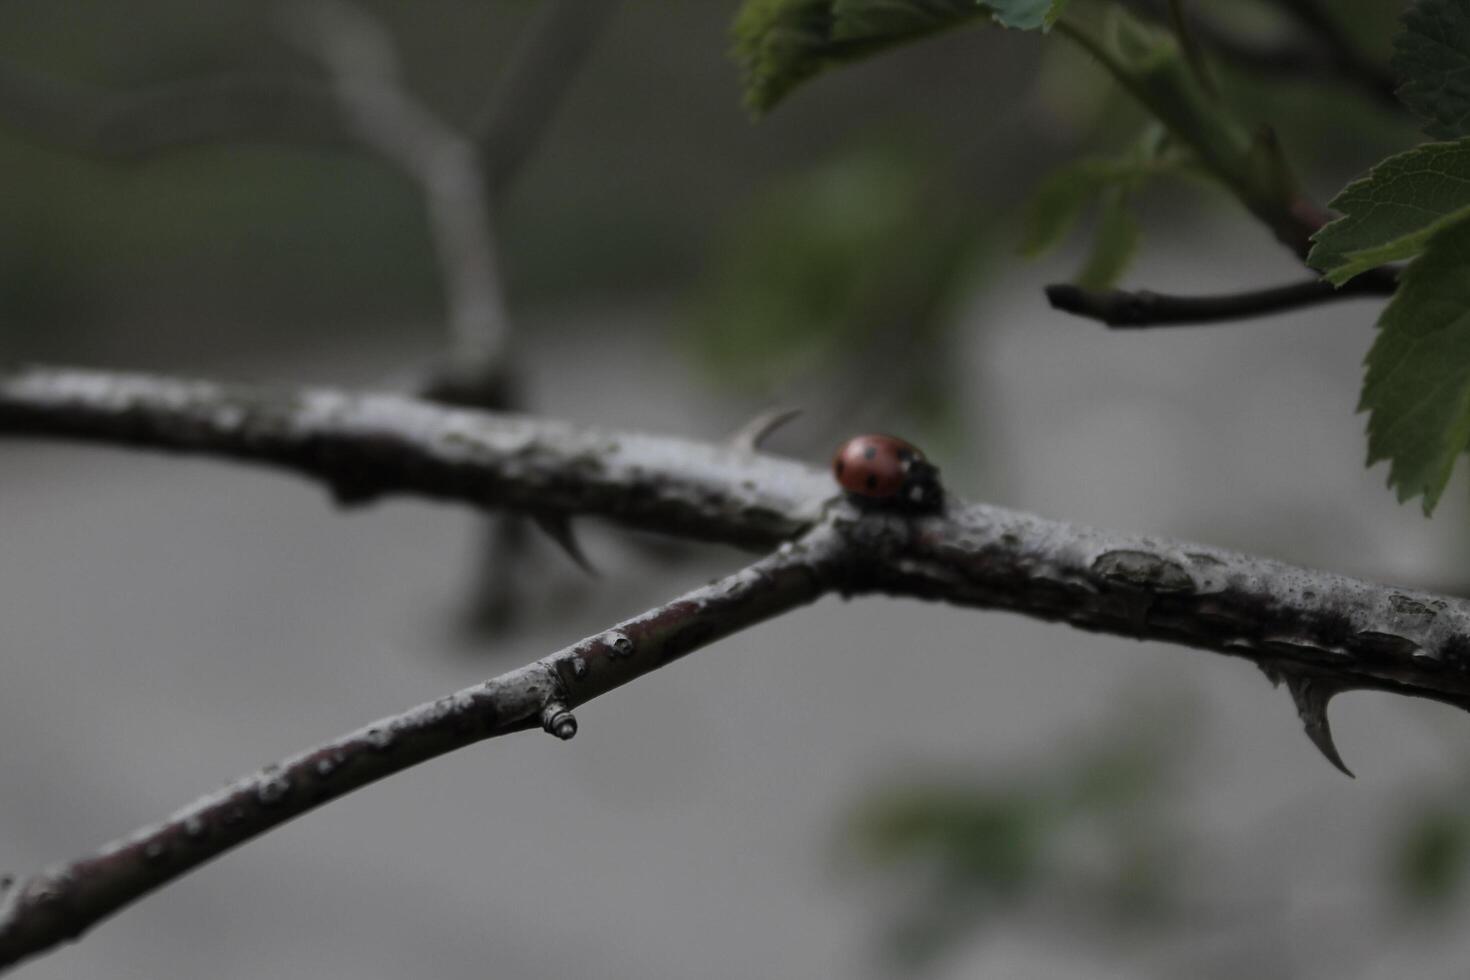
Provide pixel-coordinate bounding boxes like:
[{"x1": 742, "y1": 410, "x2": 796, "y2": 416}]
[{"x1": 0, "y1": 367, "x2": 830, "y2": 549}]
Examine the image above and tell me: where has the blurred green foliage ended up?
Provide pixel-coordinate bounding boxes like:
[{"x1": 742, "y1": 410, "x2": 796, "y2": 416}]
[
  {"x1": 1395, "y1": 800, "x2": 1470, "y2": 911},
  {"x1": 848, "y1": 697, "x2": 1193, "y2": 968},
  {"x1": 687, "y1": 144, "x2": 975, "y2": 389}
]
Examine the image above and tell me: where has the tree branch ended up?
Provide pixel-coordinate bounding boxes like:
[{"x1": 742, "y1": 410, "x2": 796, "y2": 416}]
[
  {"x1": 0, "y1": 366, "x2": 832, "y2": 548},
  {"x1": 1045, "y1": 273, "x2": 1397, "y2": 328},
  {"x1": 8, "y1": 365, "x2": 1470, "y2": 967},
  {"x1": 0, "y1": 525, "x2": 842, "y2": 974},
  {"x1": 4, "y1": 365, "x2": 1470, "y2": 716}
]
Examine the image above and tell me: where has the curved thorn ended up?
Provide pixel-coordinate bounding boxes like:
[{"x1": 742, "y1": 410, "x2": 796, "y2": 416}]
[
  {"x1": 532, "y1": 512, "x2": 597, "y2": 577},
  {"x1": 1285, "y1": 673, "x2": 1355, "y2": 778},
  {"x1": 729, "y1": 407, "x2": 802, "y2": 453}
]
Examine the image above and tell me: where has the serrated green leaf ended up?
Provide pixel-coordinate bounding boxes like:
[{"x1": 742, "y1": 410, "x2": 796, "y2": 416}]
[
  {"x1": 1074, "y1": 186, "x2": 1139, "y2": 290},
  {"x1": 1309, "y1": 138, "x2": 1470, "y2": 285},
  {"x1": 989, "y1": 0, "x2": 1069, "y2": 31},
  {"x1": 732, "y1": 0, "x2": 986, "y2": 114},
  {"x1": 1395, "y1": 0, "x2": 1470, "y2": 139},
  {"x1": 1361, "y1": 213, "x2": 1470, "y2": 513}
]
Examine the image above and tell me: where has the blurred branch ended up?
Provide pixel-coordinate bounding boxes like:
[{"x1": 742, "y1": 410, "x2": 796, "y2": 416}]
[
  {"x1": 0, "y1": 524, "x2": 843, "y2": 975},
  {"x1": 1046, "y1": 273, "x2": 1396, "y2": 327},
  {"x1": 1127, "y1": 0, "x2": 1399, "y2": 109},
  {"x1": 0, "y1": 58, "x2": 351, "y2": 158},
  {"x1": 6, "y1": 366, "x2": 1470, "y2": 718},
  {"x1": 288, "y1": 0, "x2": 509, "y2": 371},
  {"x1": 473, "y1": 0, "x2": 622, "y2": 197},
  {"x1": 1266, "y1": 0, "x2": 1400, "y2": 108}
]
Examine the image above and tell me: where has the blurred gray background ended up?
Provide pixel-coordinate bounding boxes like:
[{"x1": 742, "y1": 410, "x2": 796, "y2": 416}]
[{"x1": 5, "y1": 1, "x2": 1470, "y2": 977}]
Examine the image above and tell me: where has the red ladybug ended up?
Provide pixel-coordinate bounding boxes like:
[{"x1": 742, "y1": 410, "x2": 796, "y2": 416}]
[{"x1": 831, "y1": 434, "x2": 941, "y2": 511}]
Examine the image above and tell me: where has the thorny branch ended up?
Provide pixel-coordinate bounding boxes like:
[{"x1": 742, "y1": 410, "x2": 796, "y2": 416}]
[
  {"x1": 0, "y1": 524, "x2": 843, "y2": 974},
  {"x1": 1045, "y1": 273, "x2": 1397, "y2": 328},
  {"x1": 7, "y1": 367, "x2": 1470, "y2": 707},
  {"x1": 7, "y1": 364, "x2": 1470, "y2": 962},
  {"x1": 1129, "y1": 0, "x2": 1398, "y2": 109}
]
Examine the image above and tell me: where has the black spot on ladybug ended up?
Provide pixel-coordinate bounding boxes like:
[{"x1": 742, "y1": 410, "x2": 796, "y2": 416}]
[
  {"x1": 863, "y1": 446, "x2": 877, "y2": 460},
  {"x1": 865, "y1": 474, "x2": 878, "y2": 490}
]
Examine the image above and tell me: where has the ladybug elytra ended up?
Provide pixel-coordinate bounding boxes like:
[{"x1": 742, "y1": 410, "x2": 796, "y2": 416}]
[{"x1": 831, "y1": 434, "x2": 942, "y2": 511}]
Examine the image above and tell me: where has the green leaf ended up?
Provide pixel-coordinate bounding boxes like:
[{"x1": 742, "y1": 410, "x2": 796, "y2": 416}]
[
  {"x1": 989, "y1": 0, "x2": 1070, "y2": 30},
  {"x1": 1360, "y1": 213, "x2": 1470, "y2": 513},
  {"x1": 1309, "y1": 138, "x2": 1470, "y2": 286},
  {"x1": 1075, "y1": 186, "x2": 1139, "y2": 290},
  {"x1": 732, "y1": 0, "x2": 986, "y2": 114},
  {"x1": 1395, "y1": 0, "x2": 1470, "y2": 139}
]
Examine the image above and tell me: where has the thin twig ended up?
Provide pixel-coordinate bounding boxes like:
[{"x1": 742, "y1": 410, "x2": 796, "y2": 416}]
[
  {"x1": 1045, "y1": 273, "x2": 1396, "y2": 328},
  {"x1": 0, "y1": 526, "x2": 842, "y2": 974}
]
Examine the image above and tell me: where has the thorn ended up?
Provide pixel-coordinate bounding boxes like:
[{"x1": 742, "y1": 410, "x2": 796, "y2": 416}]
[
  {"x1": 729, "y1": 407, "x2": 802, "y2": 453},
  {"x1": 541, "y1": 702, "x2": 578, "y2": 740},
  {"x1": 532, "y1": 513, "x2": 597, "y2": 577},
  {"x1": 1256, "y1": 659, "x2": 1283, "y2": 688},
  {"x1": 1284, "y1": 673, "x2": 1355, "y2": 778}
]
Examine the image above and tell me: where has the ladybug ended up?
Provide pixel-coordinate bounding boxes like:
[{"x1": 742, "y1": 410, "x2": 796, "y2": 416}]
[{"x1": 831, "y1": 434, "x2": 942, "y2": 511}]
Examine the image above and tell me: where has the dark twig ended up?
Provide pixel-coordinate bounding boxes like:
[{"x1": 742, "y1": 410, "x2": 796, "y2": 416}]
[
  {"x1": 1045, "y1": 273, "x2": 1397, "y2": 328},
  {"x1": 1268, "y1": 0, "x2": 1400, "y2": 109},
  {"x1": 0, "y1": 525, "x2": 842, "y2": 974},
  {"x1": 1125, "y1": 0, "x2": 1398, "y2": 110}
]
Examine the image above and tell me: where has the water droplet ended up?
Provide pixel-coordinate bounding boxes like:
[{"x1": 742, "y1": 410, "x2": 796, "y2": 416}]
[
  {"x1": 570, "y1": 655, "x2": 588, "y2": 679},
  {"x1": 143, "y1": 840, "x2": 168, "y2": 863},
  {"x1": 366, "y1": 727, "x2": 395, "y2": 750},
  {"x1": 316, "y1": 756, "x2": 337, "y2": 777},
  {"x1": 183, "y1": 816, "x2": 206, "y2": 839}
]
